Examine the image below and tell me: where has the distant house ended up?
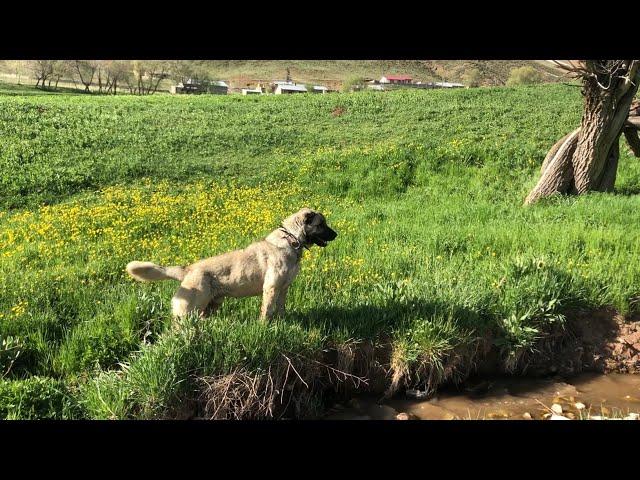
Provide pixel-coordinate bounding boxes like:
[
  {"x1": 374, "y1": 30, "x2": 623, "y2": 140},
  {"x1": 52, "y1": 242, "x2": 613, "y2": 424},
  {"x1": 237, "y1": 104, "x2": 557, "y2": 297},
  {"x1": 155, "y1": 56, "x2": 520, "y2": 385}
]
[
  {"x1": 207, "y1": 80, "x2": 229, "y2": 94},
  {"x1": 274, "y1": 83, "x2": 308, "y2": 94},
  {"x1": 380, "y1": 75, "x2": 413, "y2": 84},
  {"x1": 432, "y1": 82, "x2": 465, "y2": 89},
  {"x1": 242, "y1": 87, "x2": 263, "y2": 95},
  {"x1": 170, "y1": 79, "x2": 228, "y2": 95},
  {"x1": 312, "y1": 85, "x2": 329, "y2": 94}
]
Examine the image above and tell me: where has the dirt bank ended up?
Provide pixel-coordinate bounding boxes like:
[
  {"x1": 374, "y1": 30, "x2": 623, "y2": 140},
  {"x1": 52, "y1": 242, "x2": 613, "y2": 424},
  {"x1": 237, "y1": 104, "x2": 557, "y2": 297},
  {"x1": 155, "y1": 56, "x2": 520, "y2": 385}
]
[
  {"x1": 521, "y1": 308, "x2": 640, "y2": 376},
  {"x1": 188, "y1": 308, "x2": 640, "y2": 419}
]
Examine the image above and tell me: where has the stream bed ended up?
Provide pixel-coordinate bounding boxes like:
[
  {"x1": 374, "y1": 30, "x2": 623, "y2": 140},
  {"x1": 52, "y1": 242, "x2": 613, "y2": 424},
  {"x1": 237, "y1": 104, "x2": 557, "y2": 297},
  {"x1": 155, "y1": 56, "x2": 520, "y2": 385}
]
[{"x1": 323, "y1": 373, "x2": 640, "y2": 420}]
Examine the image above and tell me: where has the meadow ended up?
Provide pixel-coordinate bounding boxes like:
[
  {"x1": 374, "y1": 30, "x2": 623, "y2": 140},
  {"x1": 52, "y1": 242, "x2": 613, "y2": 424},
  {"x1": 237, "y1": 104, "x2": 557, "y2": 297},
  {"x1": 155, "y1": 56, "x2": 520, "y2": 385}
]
[{"x1": 2, "y1": 83, "x2": 640, "y2": 419}]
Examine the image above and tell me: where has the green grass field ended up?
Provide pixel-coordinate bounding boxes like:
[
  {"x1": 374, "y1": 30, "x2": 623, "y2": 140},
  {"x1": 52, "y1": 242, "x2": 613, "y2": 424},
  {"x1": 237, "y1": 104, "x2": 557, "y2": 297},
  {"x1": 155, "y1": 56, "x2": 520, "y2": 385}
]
[{"x1": 2, "y1": 82, "x2": 640, "y2": 419}]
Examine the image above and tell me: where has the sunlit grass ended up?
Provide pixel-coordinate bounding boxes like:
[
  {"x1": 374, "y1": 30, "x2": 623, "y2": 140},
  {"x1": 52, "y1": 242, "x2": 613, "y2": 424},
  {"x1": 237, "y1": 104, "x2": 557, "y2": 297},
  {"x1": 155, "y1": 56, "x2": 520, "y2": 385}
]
[{"x1": 2, "y1": 84, "x2": 640, "y2": 418}]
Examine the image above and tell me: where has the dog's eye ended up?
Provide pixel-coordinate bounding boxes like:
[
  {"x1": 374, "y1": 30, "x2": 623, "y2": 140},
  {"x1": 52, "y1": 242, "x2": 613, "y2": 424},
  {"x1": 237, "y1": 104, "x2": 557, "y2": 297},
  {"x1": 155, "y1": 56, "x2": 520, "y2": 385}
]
[{"x1": 304, "y1": 212, "x2": 315, "y2": 224}]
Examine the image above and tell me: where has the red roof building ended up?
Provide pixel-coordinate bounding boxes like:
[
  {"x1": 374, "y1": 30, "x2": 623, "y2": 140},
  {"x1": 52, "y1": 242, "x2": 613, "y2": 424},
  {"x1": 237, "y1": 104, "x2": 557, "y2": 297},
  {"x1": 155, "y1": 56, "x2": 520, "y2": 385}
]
[{"x1": 380, "y1": 75, "x2": 413, "y2": 84}]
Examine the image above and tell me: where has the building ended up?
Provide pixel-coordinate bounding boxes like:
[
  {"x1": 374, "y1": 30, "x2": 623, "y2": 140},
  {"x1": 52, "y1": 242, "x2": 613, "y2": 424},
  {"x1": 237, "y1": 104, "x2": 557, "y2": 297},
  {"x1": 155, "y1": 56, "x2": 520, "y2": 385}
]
[
  {"x1": 432, "y1": 82, "x2": 465, "y2": 89},
  {"x1": 312, "y1": 85, "x2": 329, "y2": 94},
  {"x1": 274, "y1": 83, "x2": 308, "y2": 94},
  {"x1": 241, "y1": 87, "x2": 263, "y2": 95},
  {"x1": 170, "y1": 79, "x2": 228, "y2": 95},
  {"x1": 380, "y1": 75, "x2": 413, "y2": 84}
]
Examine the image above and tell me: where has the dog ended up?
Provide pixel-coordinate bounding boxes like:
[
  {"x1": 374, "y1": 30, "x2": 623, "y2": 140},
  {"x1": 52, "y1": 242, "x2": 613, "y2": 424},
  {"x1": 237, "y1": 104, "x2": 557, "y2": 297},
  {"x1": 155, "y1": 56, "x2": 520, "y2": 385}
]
[{"x1": 126, "y1": 207, "x2": 337, "y2": 321}]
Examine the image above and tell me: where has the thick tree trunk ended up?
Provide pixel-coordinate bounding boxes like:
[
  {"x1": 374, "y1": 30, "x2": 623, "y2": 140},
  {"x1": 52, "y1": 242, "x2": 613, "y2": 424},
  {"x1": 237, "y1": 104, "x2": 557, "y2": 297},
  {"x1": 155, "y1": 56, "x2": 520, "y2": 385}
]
[
  {"x1": 525, "y1": 60, "x2": 640, "y2": 204},
  {"x1": 599, "y1": 134, "x2": 620, "y2": 192},
  {"x1": 572, "y1": 74, "x2": 638, "y2": 193},
  {"x1": 624, "y1": 123, "x2": 640, "y2": 157}
]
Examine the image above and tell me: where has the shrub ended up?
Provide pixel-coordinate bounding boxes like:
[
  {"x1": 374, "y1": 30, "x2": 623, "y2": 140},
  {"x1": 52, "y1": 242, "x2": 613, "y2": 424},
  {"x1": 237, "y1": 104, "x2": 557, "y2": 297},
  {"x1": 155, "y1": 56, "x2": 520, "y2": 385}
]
[
  {"x1": 506, "y1": 66, "x2": 543, "y2": 86},
  {"x1": 462, "y1": 68, "x2": 482, "y2": 87}
]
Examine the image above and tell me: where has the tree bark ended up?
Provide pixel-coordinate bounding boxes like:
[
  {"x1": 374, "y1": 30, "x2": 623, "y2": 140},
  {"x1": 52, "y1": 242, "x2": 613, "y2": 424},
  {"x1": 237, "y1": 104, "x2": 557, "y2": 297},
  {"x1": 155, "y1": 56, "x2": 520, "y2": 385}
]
[
  {"x1": 599, "y1": 134, "x2": 620, "y2": 192},
  {"x1": 571, "y1": 68, "x2": 638, "y2": 193},
  {"x1": 623, "y1": 123, "x2": 640, "y2": 157},
  {"x1": 525, "y1": 60, "x2": 640, "y2": 204},
  {"x1": 525, "y1": 128, "x2": 580, "y2": 204}
]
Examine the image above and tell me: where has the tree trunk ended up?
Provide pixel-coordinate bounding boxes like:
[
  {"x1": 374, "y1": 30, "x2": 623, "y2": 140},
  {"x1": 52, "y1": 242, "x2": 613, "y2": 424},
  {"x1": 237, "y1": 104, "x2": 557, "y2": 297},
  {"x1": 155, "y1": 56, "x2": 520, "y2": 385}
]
[
  {"x1": 624, "y1": 115, "x2": 640, "y2": 157},
  {"x1": 525, "y1": 61, "x2": 640, "y2": 204}
]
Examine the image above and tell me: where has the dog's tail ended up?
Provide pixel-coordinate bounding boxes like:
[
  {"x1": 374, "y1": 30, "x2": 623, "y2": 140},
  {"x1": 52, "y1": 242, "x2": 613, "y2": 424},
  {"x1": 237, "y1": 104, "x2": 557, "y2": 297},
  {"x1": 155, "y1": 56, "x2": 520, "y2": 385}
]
[{"x1": 126, "y1": 261, "x2": 186, "y2": 282}]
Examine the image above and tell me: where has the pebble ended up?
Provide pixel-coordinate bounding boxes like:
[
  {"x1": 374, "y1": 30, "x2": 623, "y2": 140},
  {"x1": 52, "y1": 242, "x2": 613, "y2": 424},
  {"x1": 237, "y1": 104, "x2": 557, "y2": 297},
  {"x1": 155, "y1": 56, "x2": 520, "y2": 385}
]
[
  {"x1": 396, "y1": 413, "x2": 410, "y2": 420},
  {"x1": 574, "y1": 402, "x2": 586, "y2": 410},
  {"x1": 551, "y1": 403, "x2": 563, "y2": 415},
  {"x1": 624, "y1": 413, "x2": 639, "y2": 420},
  {"x1": 406, "y1": 389, "x2": 430, "y2": 399},
  {"x1": 522, "y1": 412, "x2": 532, "y2": 420}
]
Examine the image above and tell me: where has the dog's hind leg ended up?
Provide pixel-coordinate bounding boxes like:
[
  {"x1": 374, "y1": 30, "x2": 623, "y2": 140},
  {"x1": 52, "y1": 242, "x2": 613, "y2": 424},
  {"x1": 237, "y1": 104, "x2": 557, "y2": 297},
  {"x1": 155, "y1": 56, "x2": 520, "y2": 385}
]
[
  {"x1": 171, "y1": 270, "x2": 213, "y2": 318},
  {"x1": 203, "y1": 297, "x2": 224, "y2": 317}
]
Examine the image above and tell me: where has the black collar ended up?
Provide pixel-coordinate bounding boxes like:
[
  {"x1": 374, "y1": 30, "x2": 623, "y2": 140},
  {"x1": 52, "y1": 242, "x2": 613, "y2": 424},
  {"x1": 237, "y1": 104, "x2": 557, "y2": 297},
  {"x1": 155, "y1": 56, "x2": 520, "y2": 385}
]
[{"x1": 278, "y1": 227, "x2": 309, "y2": 251}]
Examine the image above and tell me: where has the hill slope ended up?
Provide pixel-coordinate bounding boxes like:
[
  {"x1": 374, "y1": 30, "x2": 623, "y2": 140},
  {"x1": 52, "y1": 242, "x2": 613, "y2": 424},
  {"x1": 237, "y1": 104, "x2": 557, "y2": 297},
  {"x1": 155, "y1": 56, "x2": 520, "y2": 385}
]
[
  {"x1": 0, "y1": 60, "x2": 565, "y2": 92},
  {"x1": 199, "y1": 60, "x2": 564, "y2": 89}
]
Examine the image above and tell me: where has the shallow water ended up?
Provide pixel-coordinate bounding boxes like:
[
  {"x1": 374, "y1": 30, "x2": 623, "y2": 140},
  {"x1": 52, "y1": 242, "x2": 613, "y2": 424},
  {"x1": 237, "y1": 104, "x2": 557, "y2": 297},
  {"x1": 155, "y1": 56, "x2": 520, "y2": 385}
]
[{"x1": 323, "y1": 373, "x2": 640, "y2": 420}]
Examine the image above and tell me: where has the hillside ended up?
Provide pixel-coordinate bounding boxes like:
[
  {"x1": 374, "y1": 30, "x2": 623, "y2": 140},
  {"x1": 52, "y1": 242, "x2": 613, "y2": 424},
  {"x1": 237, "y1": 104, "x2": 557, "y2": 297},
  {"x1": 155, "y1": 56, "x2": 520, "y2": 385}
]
[
  {"x1": 199, "y1": 60, "x2": 564, "y2": 89},
  {"x1": 0, "y1": 60, "x2": 565, "y2": 92}
]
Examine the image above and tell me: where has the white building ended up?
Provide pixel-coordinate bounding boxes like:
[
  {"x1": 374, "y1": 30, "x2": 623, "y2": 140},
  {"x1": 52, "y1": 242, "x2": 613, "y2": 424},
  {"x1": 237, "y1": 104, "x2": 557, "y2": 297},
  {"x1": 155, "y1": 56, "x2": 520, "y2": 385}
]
[
  {"x1": 274, "y1": 84, "x2": 308, "y2": 94},
  {"x1": 433, "y1": 82, "x2": 465, "y2": 88},
  {"x1": 242, "y1": 88, "x2": 263, "y2": 95}
]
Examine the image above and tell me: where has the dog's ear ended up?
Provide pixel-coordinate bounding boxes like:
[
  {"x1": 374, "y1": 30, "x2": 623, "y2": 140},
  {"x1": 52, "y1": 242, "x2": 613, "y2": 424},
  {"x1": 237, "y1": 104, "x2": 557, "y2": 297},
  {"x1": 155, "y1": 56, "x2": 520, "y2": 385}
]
[{"x1": 303, "y1": 210, "x2": 316, "y2": 224}]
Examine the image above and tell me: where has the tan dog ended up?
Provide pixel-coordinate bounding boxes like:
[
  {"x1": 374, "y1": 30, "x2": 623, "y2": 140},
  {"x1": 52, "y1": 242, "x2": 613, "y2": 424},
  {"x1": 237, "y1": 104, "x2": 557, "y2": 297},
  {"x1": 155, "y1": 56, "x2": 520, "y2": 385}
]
[{"x1": 126, "y1": 208, "x2": 337, "y2": 320}]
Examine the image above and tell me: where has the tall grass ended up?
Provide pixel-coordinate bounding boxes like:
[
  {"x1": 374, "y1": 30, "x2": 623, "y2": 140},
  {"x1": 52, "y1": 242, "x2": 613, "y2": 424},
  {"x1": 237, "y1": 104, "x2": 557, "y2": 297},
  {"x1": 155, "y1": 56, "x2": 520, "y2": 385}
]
[{"x1": 2, "y1": 84, "x2": 640, "y2": 418}]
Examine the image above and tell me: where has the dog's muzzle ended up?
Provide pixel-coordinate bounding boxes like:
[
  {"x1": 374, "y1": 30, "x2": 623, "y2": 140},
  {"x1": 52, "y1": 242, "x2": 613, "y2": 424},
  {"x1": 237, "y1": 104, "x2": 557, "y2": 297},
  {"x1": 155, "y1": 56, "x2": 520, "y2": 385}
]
[{"x1": 312, "y1": 227, "x2": 337, "y2": 247}]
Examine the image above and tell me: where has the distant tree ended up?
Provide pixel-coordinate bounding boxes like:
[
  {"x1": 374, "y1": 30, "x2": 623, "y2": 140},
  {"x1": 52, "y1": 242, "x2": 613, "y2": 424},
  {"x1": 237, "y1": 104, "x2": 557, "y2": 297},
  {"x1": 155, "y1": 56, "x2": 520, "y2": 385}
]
[
  {"x1": 462, "y1": 68, "x2": 482, "y2": 87},
  {"x1": 50, "y1": 61, "x2": 70, "y2": 89},
  {"x1": 506, "y1": 66, "x2": 543, "y2": 86},
  {"x1": 72, "y1": 60, "x2": 99, "y2": 92},
  {"x1": 6, "y1": 60, "x2": 26, "y2": 84},
  {"x1": 27, "y1": 60, "x2": 56, "y2": 89},
  {"x1": 106, "y1": 60, "x2": 130, "y2": 95},
  {"x1": 125, "y1": 60, "x2": 170, "y2": 95},
  {"x1": 342, "y1": 76, "x2": 366, "y2": 93},
  {"x1": 168, "y1": 60, "x2": 207, "y2": 85}
]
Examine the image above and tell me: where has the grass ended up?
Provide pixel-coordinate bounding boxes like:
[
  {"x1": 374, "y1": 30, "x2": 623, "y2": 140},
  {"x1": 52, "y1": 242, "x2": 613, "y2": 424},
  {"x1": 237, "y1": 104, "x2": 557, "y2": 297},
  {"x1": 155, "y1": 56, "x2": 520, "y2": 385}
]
[{"x1": 2, "y1": 81, "x2": 640, "y2": 418}]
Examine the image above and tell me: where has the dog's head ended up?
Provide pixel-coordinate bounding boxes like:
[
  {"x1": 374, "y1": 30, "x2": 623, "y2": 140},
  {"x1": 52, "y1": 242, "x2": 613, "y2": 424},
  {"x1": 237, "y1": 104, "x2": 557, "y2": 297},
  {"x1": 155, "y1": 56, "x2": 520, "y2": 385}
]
[{"x1": 283, "y1": 208, "x2": 338, "y2": 248}]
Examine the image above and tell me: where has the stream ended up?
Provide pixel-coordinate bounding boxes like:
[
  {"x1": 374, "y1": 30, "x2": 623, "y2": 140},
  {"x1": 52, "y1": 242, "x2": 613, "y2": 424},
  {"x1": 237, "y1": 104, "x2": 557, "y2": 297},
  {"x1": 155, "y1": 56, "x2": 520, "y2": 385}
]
[{"x1": 323, "y1": 373, "x2": 640, "y2": 420}]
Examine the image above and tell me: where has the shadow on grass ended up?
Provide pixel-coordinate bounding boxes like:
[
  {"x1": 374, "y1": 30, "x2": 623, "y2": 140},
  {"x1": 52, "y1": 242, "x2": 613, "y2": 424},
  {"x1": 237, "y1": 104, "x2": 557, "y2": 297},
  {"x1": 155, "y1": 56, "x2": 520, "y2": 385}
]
[
  {"x1": 290, "y1": 297, "x2": 491, "y2": 339},
  {"x1": 614, "y1": 184, "x2": 640, "y2": 196}
]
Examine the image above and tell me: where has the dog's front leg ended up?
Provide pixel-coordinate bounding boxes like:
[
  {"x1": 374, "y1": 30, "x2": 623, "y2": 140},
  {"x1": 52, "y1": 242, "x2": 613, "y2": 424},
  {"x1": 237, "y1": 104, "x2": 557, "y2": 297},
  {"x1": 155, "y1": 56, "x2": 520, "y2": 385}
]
[
  {"x1": 260, "y1": 284, "x2": 279, "y2": 321},
  {"x1": 276, "y1": 284, "x2": 289, "y2": 317}
]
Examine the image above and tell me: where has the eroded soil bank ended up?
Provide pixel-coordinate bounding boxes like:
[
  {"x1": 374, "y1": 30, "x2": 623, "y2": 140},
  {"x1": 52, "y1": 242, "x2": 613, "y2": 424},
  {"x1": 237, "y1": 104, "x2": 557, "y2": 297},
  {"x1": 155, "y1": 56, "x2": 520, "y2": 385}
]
[
  {"x1": 500, "y1": 308, "x2": 640, "y2": 377},
  {"x1": 323, "y1": 308, "x2": 640, "y2": 420},
  {"x1": 191, "y1": 308, "x2": 640, "y2": 419}
]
